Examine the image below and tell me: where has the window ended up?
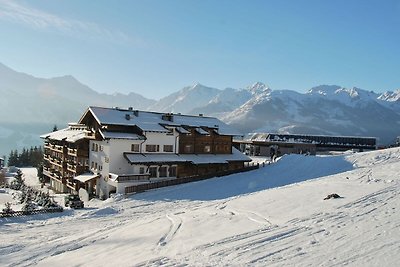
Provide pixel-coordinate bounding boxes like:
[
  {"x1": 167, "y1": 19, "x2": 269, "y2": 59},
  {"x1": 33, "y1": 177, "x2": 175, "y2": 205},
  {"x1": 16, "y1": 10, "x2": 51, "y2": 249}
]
[
  {"x1": 149, "y1": 166, "x2": 157, "y2": 178},
  {"x1": 92, "y1": 143, "x2": 95, "y2": 151},
  {"x1": 91, "y1": 161, "x2": 94, "y2": 169},
  {"x1": 184, "y1": 144, "x2": 193, "y2": 153},
  {"x1": 95, "y1": 143, "x2": 99, "y2": 152},
  {"x1": 131, "y1": 144, "x2": 140, "y2": 152},
  {"x1": 146, "y1": 144, "x2": 160, "y2": 152},
  {"x1": 94, "y1": 162, "x2": 98, "y2": 170},
  {"x1": 139, "y1": 167, "x2": 145, "y2": 174},
  {"x1": 204, "y1": 145, "x2": 211, "y2": 153},
  {"x1": 99, "y1": 145, "x2": 103, "y2": 151},
  {"x1": 169, "y1": 166, "x2": 177, "y2": 177},
  {"x1": 159, "y1": 166, "x2": 167, "y2": 177},
  {"x1": 163, "y1": 145, "x2": 173, "y2": 152}
]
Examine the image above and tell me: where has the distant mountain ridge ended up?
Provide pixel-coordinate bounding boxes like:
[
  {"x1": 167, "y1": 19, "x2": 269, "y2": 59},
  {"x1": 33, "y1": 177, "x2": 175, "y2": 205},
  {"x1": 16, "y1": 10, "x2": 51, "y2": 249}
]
[
  {"x1": 0, "y1": 63, "x2": 155, "y2": 157},
  {"x1": 1, "y1": 62, "x2": 399, "y2": 157},
  {"x1": 147, "y1": 82, "x2": 400, "y2": 145}
]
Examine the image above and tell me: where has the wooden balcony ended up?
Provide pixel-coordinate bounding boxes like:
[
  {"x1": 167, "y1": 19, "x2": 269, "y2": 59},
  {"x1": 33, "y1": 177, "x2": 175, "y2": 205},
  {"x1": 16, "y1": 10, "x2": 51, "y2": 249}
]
[
  {"x1": 67, "y1": 163, "x2": 89, "y2": 174},
  {"x1": 49, "y1": 156, "x2": 64, "y2": 168},
  {"x1": 43, "y1": 169, "x2": 65, "y2": 183},
  {"x1": 67, "y1": 148, "x2": 77, "y2": 156},
  {"x1": 54, "y1": 145, "x2": 64, "y2": 153},
  {"x1": 116, "y1": 174, "x2": 150, "y2": 183},
  {"x1": 67, "y1": 148, "x2": 89, "y2": 158},
  {"x1": 66, "y1": 178, "x2": 78, "y2": 190}
]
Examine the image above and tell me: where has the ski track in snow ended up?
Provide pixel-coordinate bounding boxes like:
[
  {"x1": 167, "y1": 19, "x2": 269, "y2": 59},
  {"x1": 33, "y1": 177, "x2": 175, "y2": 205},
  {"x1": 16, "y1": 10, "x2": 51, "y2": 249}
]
[
  {"x1": 157, "y1": 213, "x2": 183, "y2": 247},
  {"x1": 1, "y1": 148, "x2": 400, "y2": 266}
]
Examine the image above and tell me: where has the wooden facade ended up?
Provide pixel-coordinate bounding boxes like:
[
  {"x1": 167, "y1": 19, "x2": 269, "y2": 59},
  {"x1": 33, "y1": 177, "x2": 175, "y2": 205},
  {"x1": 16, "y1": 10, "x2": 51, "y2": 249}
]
[
  {"x1": 235, "y1": 132, "x2": 377, "y2": 157},
  {"x1": 42, "y1": 107, "x2": 251, "y2": 198},
  {"x1": 42, "y1": 125, "x2": 94, "y2": 194}
]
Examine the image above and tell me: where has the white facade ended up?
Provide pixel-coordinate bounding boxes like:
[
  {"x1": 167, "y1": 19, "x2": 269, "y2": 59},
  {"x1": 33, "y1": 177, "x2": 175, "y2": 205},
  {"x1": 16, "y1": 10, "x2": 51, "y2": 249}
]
[{"x1": 89, "y1": 129, "x2": 180, "y2": 198}]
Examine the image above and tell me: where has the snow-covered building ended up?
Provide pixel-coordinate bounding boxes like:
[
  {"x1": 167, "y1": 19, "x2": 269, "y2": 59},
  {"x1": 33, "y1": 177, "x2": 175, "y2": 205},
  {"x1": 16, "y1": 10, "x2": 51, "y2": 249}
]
[
  {"x1": 42, "y1": 107, "x2": 251, "y2": 198},
  {"x1": 235, "y1": 132, "x2": 377, "y2": 157}
]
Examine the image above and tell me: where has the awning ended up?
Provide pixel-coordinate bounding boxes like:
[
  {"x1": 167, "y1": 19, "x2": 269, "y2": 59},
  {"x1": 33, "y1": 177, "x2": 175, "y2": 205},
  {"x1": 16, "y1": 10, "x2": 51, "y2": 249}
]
[
  {"x1": 124, "y1": 153, "x2": 189, "y2": 164},
  {"x1": 74, "y1": 173, "x2": 100, "y2": 183}
]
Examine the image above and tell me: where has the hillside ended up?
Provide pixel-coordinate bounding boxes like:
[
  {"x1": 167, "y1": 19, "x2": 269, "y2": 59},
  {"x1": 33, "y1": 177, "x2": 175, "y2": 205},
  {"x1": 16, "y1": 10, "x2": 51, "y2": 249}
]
[
  {"x1": 0, "y1": 63, "x2": 155, "y2": 156},
  {"x1": 1, "y1": 62, "x2": 400, "y2": 157},
  {"x1": 1, "y1": 148, "x2": 400, "y2": 266}
]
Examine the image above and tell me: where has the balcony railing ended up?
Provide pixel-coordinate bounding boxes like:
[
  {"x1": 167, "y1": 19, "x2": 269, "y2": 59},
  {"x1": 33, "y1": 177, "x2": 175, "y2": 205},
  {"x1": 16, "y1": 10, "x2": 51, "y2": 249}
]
[
  {"x1": 43, "y1": 169, "x2": 65, "y2": 183},
  {"x1": 116, "y1": 174, "x2": 150, "y2": 183},
  {"x1": 67, "y1": 148, "x2": 89, "y2": 158},
  {"x1": 68, "y1": 148, "x2": 77, "y2": 156},
  {"x1": 67, "y1": 163, "x2": 88, "y2": 174}
]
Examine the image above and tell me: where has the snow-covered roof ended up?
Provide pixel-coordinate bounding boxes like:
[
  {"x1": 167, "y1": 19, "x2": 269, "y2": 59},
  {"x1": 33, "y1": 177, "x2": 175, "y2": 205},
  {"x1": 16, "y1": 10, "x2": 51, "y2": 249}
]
[
  {"x1": 40, "y1": 126, "x2": 93, "y2": 143},
  {"x1": 83, "y1": 106, "x2": 242, "y2": 136},
  {"x1": 124, "y1": 153, "x2": 189, "y2": 164},
  {"x1": 175, "y1": 126, "x2": 190, "y2": 134},
  {"x1": 74, "y1": 173, "x2": 100, "y2": 183},
  {"x1": 99, "y1": 130, "x2": 145, "y2": 140},
  {"x1": 124, "y1": 148, "x2": 251, "y2": 165},
  {"x1": 195, "y1": 127, "x2": 210, "y2": 135}
]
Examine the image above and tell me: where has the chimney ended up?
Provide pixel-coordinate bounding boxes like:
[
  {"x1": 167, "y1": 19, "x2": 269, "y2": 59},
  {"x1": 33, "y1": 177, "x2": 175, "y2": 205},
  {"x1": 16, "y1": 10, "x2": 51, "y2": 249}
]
[
  {"x1": 128, "y1": 107, "x2": 133, "y2": 111},
  {"x1": 199, "y1": 114, "x2": 203, "y2": 117},
  {"x1": 162, "y1": 113, "x2": 173, "y2": 122},
  {"x1": 125, "y1": 114, "x2": 131, "y2": 120},
  {"x1": 133, "y1": 110, "x2": 139, "y2": 117}
]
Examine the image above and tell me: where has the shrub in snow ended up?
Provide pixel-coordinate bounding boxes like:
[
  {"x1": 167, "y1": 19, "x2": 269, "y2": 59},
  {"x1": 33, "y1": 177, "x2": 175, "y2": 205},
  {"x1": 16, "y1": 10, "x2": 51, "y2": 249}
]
[
  {"x1": 21, "y1": 194, "x2": 36, "y2": 214},
  {"x1": 2, "y1": 202, "x2": 14, "y2": 214}
]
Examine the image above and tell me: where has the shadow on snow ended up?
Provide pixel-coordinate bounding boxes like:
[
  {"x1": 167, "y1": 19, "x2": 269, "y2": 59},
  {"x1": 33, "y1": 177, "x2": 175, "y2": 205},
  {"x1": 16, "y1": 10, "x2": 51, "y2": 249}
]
[{"x1": 131, "y1": 154, "x2": 354, "y2": 202}]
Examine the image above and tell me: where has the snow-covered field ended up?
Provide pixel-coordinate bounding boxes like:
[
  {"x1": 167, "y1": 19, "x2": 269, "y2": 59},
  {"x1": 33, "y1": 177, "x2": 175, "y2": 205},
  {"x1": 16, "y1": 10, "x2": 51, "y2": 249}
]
[{"x1": 1, "y1": 148, "x2": 400, "y2": 266}]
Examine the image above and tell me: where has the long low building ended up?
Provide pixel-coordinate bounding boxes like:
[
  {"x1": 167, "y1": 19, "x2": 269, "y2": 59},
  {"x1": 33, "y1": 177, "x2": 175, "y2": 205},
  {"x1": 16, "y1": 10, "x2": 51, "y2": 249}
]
[
  {"x1": 41, "y1": 107, "x2": 251, "y2": 199},
  {"x1": 234, "y1": 133, "x2": 377, "y2": 157}
]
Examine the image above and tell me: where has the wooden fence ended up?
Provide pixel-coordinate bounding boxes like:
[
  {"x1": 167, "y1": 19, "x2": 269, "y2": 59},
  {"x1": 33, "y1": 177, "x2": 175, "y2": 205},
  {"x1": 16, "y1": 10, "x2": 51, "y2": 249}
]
[
  {"x1": 125, "y1": 164, "x2": 259, "y2": 194},
  {"x1": 0, "y1": 207, "x2": 63, "y2": 218}
]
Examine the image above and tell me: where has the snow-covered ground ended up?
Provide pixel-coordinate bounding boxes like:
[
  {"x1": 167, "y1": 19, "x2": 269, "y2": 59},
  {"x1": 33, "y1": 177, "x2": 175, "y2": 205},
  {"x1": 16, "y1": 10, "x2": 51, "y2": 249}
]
[{"x1": 1, "y1": 148, "x2": 400, "y2": 266}]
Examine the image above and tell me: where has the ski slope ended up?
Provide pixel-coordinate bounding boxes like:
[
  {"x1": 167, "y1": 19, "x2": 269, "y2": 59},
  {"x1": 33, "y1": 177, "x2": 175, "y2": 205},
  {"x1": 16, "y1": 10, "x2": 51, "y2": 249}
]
[{"x1": 1, "y1": 148, "x2": 400, "y2": 266}]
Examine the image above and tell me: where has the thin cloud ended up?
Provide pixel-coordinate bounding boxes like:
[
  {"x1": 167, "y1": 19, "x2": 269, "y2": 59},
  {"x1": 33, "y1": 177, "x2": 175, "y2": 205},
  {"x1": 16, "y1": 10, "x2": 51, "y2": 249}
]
[{"x1": 0, "y1": 0, "x2": 142, "y2": 45}]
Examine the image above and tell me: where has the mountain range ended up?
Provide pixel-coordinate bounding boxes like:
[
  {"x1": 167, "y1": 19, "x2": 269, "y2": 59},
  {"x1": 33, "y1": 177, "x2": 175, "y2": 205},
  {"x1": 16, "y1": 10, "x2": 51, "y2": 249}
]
[{"x1": 1, "y1": 62, "x2": 400, "y2": 158}]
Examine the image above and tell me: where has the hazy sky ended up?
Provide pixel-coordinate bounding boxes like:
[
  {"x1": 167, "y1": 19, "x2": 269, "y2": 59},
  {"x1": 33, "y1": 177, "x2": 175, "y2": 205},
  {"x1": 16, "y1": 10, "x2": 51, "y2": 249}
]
[{"x1": 1, "y1": 0, "x2": 399, "y2": 99}]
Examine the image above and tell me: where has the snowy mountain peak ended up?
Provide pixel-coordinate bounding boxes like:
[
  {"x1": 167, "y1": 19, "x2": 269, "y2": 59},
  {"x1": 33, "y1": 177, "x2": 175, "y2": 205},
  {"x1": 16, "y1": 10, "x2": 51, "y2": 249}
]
[
  {"x1": 308, "y1": 85, "x2": 377, "y2": 101},
  {"x1": 191, "y1": 82, "x2": 204, "y2": 90},
  {"x1": 307, "y1": 85, "x2": 342, "y2": 96},
  {"x1": 378, "y1": 89, "x2": 400, "y2": 102},
  {"x1": 247, "y1": 82, "x2": 271, "y2": 95}
]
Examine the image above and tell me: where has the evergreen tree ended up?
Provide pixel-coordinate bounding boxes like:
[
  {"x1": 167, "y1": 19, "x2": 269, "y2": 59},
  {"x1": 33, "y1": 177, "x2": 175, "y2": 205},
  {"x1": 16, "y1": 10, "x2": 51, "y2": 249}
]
[
  {"x1": 10, "y1": 169, "x2": 24, "y2": 190},
  {"x1": 21, "y1": 192, "x2": 35, "y2": 214},
  {"x1": 7, "y1": 150, "x2": 18, "y2": 167},
  {"x1": 53, "y1": 125, "x2": 58, "y2": 132}
]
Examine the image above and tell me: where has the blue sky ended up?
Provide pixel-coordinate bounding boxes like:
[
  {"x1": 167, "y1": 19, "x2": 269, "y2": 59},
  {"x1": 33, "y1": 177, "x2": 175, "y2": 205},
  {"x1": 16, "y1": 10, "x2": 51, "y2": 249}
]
[{"x1": 0, "y1": 0, "x2": 399, "y2": 99}]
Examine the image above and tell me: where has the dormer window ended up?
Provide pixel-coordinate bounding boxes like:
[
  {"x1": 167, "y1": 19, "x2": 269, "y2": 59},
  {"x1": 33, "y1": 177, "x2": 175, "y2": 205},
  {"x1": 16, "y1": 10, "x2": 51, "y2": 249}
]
[
  {"x1": 163, "y1": 145, "x2": 173, "y2": 152},
  {"x1": 146, "y1": 144, "x2": 160, "y2": 152},
  {"x1": 131, "y1": 144, "x2": 140, "y2": 152}
]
